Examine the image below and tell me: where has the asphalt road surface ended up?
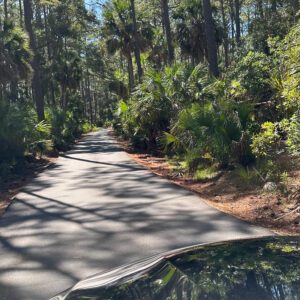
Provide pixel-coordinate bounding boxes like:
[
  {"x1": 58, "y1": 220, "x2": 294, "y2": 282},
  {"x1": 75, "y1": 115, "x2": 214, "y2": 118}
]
[{"x1": 0, "y1": 129, "x2": 273, "y2": 300}]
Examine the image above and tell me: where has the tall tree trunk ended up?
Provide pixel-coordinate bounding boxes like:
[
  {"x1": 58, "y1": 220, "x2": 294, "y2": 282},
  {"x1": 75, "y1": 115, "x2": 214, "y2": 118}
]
[
  {"x1": 229, "y1": 0, "x2": 235, "y2": 52},
  {"x1": 234, "y1": 0, "x2": 241, "y2": 46},
  {"x1": 161, "y1": 0, "x2": 174, "y2": 64},
  {"x1": 292, "y1": 0, "x2": 299, "y2": 22},
  {"x1": 23, "y1": 0, "x2": 45, "y2": 121},
  {"x1": 257, "y1": 0, "x2": 264, "y2": 19},
  {"x1": 130, "y1": 0, "x2": 143, "y2": 82},
  {"x1": 271, "y1": 0, "x2": 277, "y2": 12},
  {"x1": 127, "y1": 52, "x2": 134, "y2": 92},
  {"x1": 4, "y1": 0, "x2": 8, "y2": 20},
  {"x1": 202, "y1": 0, "x2": 219, "y2": 77},
  {"x1": 61, "y1": 84, "x2": 67, "y2": 109},
  {"x1": 80, "y1": 81, "x2": 86, "y2": 118},
  {"x1": 93, "y1": 91, "x2": 97, "y2": 125},
  {"x1": 220, "y1": 0, "x2": 229, "y2": 66},
  {"x1": 43, "y1": 5, "x2": 55, "y2": 105},
  {"x1": 86, "y1": 75, "x2": 93, "y2": 125},
  {"x1": 19, "y1": 0, "x2": 23, "y2": 26}
]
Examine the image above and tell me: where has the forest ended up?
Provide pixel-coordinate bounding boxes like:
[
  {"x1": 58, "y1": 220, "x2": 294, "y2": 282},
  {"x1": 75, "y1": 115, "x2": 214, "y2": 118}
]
[{"x1": 0, "y1": 0, "x2": 300, "y2": 230}]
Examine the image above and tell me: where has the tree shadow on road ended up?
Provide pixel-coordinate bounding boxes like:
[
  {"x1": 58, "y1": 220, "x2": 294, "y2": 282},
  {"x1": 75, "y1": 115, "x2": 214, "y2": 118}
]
[{"x1": 0, "y1": 130, "x2": 272, "y2": 300}]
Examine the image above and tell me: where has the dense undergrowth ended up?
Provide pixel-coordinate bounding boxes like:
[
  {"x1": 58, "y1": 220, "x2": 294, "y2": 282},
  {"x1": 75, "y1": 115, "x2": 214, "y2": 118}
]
[
  {"x1": 0, "y1": 101, "x2": 97, "y2": 179},
  {"x1": 114, "y1": 22, "x2": 300, "y2": 190}
]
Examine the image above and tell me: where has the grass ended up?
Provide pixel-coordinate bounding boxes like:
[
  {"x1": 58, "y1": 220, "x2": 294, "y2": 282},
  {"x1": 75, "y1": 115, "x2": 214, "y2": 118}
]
[
  {"x1": 82, "y1": 123, "x2": 99, "y2": 134},
  {"x1": 193, "y1": 166, "x2": 220, "y2": 181},
  {"x1": 235, "y1": 166, "x2": 259, "y2": 185}
]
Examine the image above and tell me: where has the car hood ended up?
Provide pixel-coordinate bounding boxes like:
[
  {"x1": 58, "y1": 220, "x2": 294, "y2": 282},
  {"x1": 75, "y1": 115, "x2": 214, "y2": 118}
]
[{"x1": 52, "y1": 237, "x2": 300, "y2": 300}]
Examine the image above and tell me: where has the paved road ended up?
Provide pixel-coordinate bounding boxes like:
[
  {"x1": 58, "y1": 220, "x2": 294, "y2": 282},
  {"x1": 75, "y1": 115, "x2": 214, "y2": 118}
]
[{"x1": 0, "y1": 130, "x2": 272, "y2": 300}]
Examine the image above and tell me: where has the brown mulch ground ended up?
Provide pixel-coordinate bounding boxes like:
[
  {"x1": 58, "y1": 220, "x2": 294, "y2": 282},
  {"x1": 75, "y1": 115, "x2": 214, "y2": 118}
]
[{"x1": 110, "y1": 130, "x2": 300, "y2": 236}]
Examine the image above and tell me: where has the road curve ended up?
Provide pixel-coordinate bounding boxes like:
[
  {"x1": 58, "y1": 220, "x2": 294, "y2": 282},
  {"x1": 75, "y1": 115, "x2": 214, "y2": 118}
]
[{"x1": 0, "y1": 129, "x2": 272, "y2": 300}]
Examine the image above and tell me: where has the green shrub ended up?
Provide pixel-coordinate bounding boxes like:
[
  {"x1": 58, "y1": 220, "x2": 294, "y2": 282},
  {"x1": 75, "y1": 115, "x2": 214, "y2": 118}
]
[
  {"x1": 0, "y1": 100, "x2": 54, "y2": 173},
  {"x1": 251, "y1": 122, "x2": 282, "y2": 158},
  {"x1": 48, "y1": 109, "x2": 82, "y2": 150},
  {"x1": 194, "y1": 166, "x2": 219, "y2": 181},
  {"x1": 25, "y1": 120, "x2": 53, "y2": 157},
  {"x1": 285, "y1": 114, "x2": 300, "y2": 155},
  {"x1": 230, "y1": 51, "x2": 273, "y2": 102},
  {"x1": 0, "y1": 100, "x2": 26, "y2": 162},
  {"x1": 119, "y1": 69, "x2": 173, "y2": 150},
  {"x1": 82, "y1": 122, "x2": 97, "y2": 134},
  {"x1": 235, "y1": 166, "x2": 260, "y2": 185},
  {"x1": 274, "y1": 23, "x2": 300, "y2": 110},
  {"x1": 167, "y1": 101, "x2": 245, "y2": 167},
  {"x1": 184, "y1": 149, "x2": 209, "y2": 173}
]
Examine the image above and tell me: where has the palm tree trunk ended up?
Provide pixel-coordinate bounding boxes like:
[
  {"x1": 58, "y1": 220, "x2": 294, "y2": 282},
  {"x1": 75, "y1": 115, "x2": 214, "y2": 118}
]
[
  {"x1": 292, "y1": 0, "x2": 299, "y2": 22},
  {"x1": 42, "y1": 5, "x2": 55, "y2": 105},
  {"x1": 4, "y1": 0, "x2": 8, "y2": 20},
  {"x1": 93, "y1": 91, "x2": 97, "y2": 124},
  {"x1": 61, "y1": 84, "x2": 67, "y2": 109},
  {"x1": 271, "y1": 0, "x2": 277, "y2": 12},
  {"x1": 220, "y1": 0, "x2": 229, "y2": 66},
  {"x1": 234, "y1": 0, "x2": 241, "y2": 46},
  {"x1": 161, "y1": 0, "x2": 174, "y2": 64},
  {"x1": 127, "y1": 52, "x2": 134, "y2": 92},
  {"x1": 23, "y1": 0, "x2": 45, "y2": 121},
  {"x1": 202, "y1": 0, "x2": 219, "y2": 77},
  {"x1": 130, "y1": 0, "x2": 143, "y2": 82},
  {"x1": 229, "y1": 0, "x2": 235, "y2": 53},
  {"x1": 257, "y1": 0, "x2": 264, "y2": 19},
  {"x1": 19, "y1": 0, "x2": 23, "y2": 26},
  {"x1": 87, "y1": 75, "x2": 93, "y2": 125}
]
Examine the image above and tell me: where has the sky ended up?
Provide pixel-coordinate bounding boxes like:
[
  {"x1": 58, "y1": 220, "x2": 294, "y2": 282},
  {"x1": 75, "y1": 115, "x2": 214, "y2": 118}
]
[{"x1": 85, "y1": 0, "x2": 103, "y2": 18}]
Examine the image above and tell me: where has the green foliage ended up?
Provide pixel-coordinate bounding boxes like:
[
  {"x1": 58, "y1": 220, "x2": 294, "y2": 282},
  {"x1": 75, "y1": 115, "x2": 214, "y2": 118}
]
[
  {"x1": 183, "y1": 148, "x2": 210, "y2": 173},
  {"x1": 162, "y1": 132, "x2": 185, "y2": 154},
  {"x1": 119, "y1": 69, "x2": 173, "y2": 149},
  {"x1": 230, "y1": 51, "x2": 273, "y2": 101},
  {"x1": 256, "y1": 159, "x2": 282, "y2": 183},
  {"x1": 53, "y1": 50, "x2": 82, "y2": 87},
  {"x1": 251, "y1": 122, "x2": 281, "y2": 158},
  {"x1": 0, "y1": 100, "x2": 26, "y2": 163},
  {"x1": 82, "y1": 122, "x2": 98, "y2": 134},
  {"x1": 235, "y1": 166, "x2": 260, "y2": 185},
  {"x1": 286, "y1": 113, "x2": 300, "y2": 156},
  {"x1": 26, "y1": 120, "x2": 53, "y2": 157},
  {"x1": 172, "y1": 0, "x2": 223, "y2": 65},
  {"x1": 193, "y1": 166, "x2": 219, "y2": 181},
  {"x1": 117, "y1": 99, "x2": 128, "y2": 116},
  {"x1": 0, "y1": 102, "x2": 52, "y2": 176},
  {"x1": 274, "y1": 23, "x2": 300, "y2": 110},
  {"x1": 48, "y1": 109, "x2": 81, "y2": 150},
  {"x1": 163, "y1": 63, "x2": 212, "y2": 105},
  {"x1": 170, "y1": 101, "x2": 245, "y2": 166},
  {"x1": 0, "y1": 98, "x2": 95, "y2": 172},
  {"x1": 0, "y1": 21, "x2": 32, "y2": 84},
  {"x1": 118, "y1": 63, "x2": 221, "y2": 151}
]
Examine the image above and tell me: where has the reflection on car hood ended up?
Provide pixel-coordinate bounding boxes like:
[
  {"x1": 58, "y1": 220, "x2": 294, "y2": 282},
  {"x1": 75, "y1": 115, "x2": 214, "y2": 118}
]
[{"x1": 52, "y1": 237, "x2": 300, "y2": 300}]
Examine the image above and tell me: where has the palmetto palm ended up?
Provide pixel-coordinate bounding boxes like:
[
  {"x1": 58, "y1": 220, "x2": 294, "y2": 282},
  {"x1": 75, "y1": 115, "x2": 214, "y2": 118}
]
[
  {"x1": 0, "y1": 21, "x2": 32, "y2": 85},
  {"x1": 102, "y1": 0, "x2": 136, "y2": 90}
]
